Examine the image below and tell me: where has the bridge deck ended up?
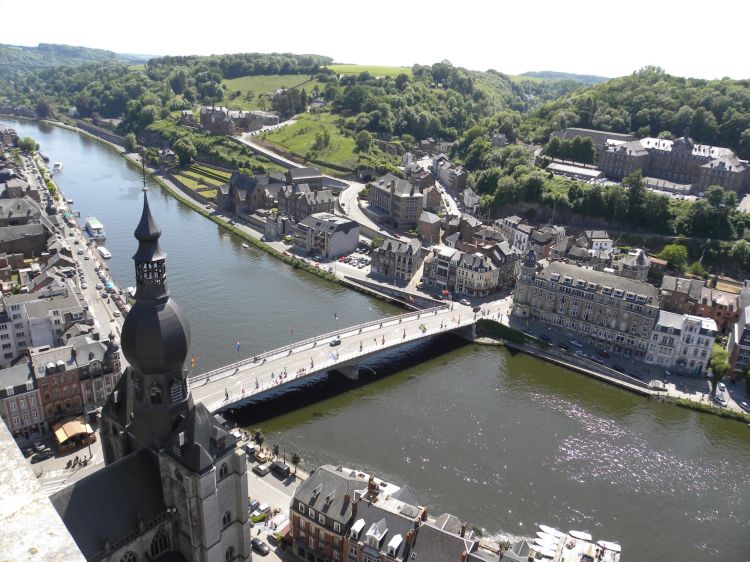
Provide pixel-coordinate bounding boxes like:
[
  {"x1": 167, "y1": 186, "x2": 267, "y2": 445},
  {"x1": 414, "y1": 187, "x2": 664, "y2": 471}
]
[{"x1": 189, "y1": 303, "x2": 482, "y2": 412}]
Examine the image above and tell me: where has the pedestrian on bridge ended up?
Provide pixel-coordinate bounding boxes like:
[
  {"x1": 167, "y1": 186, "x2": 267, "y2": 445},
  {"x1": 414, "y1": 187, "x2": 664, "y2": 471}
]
[
  {"x1": 224, "y1": 388, "x2": 228, "y2": 400},
  {"x1": 359, "y1": 342, "x2": 363, "y2": 351}
]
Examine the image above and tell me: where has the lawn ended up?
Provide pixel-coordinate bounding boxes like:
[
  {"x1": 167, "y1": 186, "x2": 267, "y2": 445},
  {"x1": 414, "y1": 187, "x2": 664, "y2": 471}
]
[
  {"x1": 325, "y1": 64, "x2": 412, "y2": 77},
  {"x1": 222, "y1": 74, "x2": 324, "y2": 111},
  {"x1": 172, "y1": 165, "x2": 233, "y2": 200},
  {"x1": 260, "y1": 112, "x2": 358, "y2": 172}
]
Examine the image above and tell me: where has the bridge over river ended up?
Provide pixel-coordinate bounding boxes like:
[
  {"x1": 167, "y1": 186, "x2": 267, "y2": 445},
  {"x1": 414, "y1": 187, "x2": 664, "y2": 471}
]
[{"x1": 189, "y1": 302, "x2": 482, "y2": 413}]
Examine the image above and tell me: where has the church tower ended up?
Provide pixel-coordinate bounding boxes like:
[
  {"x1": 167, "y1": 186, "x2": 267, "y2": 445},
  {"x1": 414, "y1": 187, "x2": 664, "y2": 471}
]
[
  {"x1": 99, "y1": 190, "x2": 251, "y2": 561},
  {"x1": 512, "y1": 249, "x2": 538, "y2": 319}
]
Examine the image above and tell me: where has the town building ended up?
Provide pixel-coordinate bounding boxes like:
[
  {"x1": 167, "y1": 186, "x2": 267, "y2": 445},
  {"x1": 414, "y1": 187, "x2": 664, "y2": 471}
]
[
  {"x1": 599, "y1": 132, "x2": 750, "y2": 193},
  {"x1": 513, "y1": 251, "x2": 660, "y2": 358},
  {"x1": 432, "y1": 155, "x2": 468, "y2": 191},
  {"x1": 696, "y1": 286, "x2": 739, "y2": 335},
  {"x1": 369, "y1": 173, "x2": 425, "y2": 230},
  {"x1": 287, "y1": 167, "x2": 325, "y2": 192},
  {"x1": 423, "y1": 247, "x2": 457, "y2": 291},
  {"x1": 409, "y1": 513, "x2": 479, "y2": 562},
  {"x1": 528, "y1": 225, "x2": 566, "y2": 259},
  {"x1": 0, "y1": 223, "x2": 48, "y2": 257},
  {"x1": 462, "y1": 187, "x2": 480, "y2": 215},
  {"x1": 422, "y1": 185, "x2": 442, "y2": 212},
  {"x1": 0, "y1": 286, "x2": 89, "y2": 368},
  {"x1": 28, "y1": 334, "x2": 122, "y2": 426},
  {"x1": 417, "y1": 211, "x2": 441, "y2": 245},
  {"x1": 198, "y1": 106, "x2": 236, "y2": 135},
  {"x1": 659, "y1": 275, "x2": 705, "y2": 314},
  {"x1": 51, "y1": 191, "x2": 251, "y2": 562},
  {"x1": 728, "y1": 305, "x2": 750, "y2": 374},
  {"x1": 199, "y1": 106, "x2": 280, "y2": 135},
  {"x1": 423, "y1": 247, "x2": 502, "y2": 297},
  {"x1": 578, "y1": 230, "x2": 613, "y2": 252},
  {"x1": 614, "y1": 248, "x2": 651, "y2": 282},
  {"x1": 290, "y1": 464, "x2": 424, "y2": 562},
  {"x1": 217, "y1": 171, "x2": 271, "y2": 215},
  {"x1": 264, "y1": 212, "x2": 293, "y2": 242},
  {"x1": 371, "y1": 238, "x2": 423, "y2": 282},
  {"x1": 278, "y1": 184, "x2": 336, "y2": 222},
  {"x1": 0, "y1": 362, "x2": 43, "y2": 444},
  {"x1": 293, "y1": 212, "x2": 359, "y2": 258},
  {"x1": 496, "y1": 216, "x2": 532, "y2": 253},
  {"x1": 646, "y1": 312, "x2": 717, "y2": 375}
]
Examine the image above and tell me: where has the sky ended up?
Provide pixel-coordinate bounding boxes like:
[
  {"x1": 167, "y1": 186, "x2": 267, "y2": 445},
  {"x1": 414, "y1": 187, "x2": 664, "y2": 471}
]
[{"x1": 1, "y1": 0, "x2": 748, "y2": 80}]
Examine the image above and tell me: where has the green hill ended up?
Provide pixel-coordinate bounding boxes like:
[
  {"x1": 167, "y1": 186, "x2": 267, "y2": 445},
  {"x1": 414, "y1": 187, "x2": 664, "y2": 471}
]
[
  {"x1": 0, "y1": 43, "x2": 148, "y2": 68},
  {"x1": 519, "y1": 70, "x2": 609, "y2": 84}
]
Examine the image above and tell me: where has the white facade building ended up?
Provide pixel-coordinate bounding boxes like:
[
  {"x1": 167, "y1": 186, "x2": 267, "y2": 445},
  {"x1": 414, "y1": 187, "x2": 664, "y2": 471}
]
[{"x1": 646, "y1": 311, "x2": 717, "y2": 375}]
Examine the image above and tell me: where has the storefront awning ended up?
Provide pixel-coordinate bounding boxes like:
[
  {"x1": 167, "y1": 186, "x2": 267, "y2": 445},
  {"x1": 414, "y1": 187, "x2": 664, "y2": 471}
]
[{"x1": 53, "y1": 417, "x2": 93, "y2": 445}]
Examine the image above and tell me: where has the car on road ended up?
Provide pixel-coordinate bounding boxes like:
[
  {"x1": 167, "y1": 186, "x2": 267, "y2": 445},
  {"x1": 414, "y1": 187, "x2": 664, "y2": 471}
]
[
  {"x1": 81, "y1": 283, "x2": 87, "y2": 289},
  {"x1": 589, "y1": 355, "x2": 604, "y2": 365},
  {"x1": 113, "y1": 310, "x2": 121, "y2": 317},
  {"x1": 251, "y1": 538, "x2": 270, "y2": 556},
  {"x1": 248, "y1": 499, "x2": 260, "y2": 514},
  {"x1": 30, "y1": 449, "x2": 54, "y2": 463},
  {"x1": 574, "y1": 350, "x2": 588, "y2": 359},
  {"x1": 717, "y1": 381, "x2": 726, "y2": 392},
  {"x1": 31, "y1": 442, "x2": 48, "y2": 453},
  {"x1": 570, "y1": 340, "x2": 583, "y2": 348},
  {"x1": 459, "y1": 298, "x2": 471, "y2": 306},
  {"x1": 96, "y1": 283, "x2": 103, "y2": 290},
  {"x1": 472, "y1": 306, "x2": 481, "y2": 313},
  {"x1": 539, "y1": 334, "x2": 552, "y2": 343},
  {"x1": 270, "y1": 461, "x2": 291, "y2": 477},
  {"x1": 596, "y1": 350, "x2": 610, "y2": 358},
  {"x1": 522, "y1": 329, "x2": 534, "y2": 338},
  {"x1": 252, "y1": 463, "x2": 270, "y2": 476},
  {"x1": 330, "y1": 336, "x2": 341, "y2": 346},
  {"x1": 84, "y1": 255, "x2": 90, "y2": 260},
  {"x1": 740, "y1": 401, "x2": 750, "y2": 413},
  {"x1": 77, "y1": 248, "x2": 84, "y2": 255},
  {"x1": 713, "y1": 393, "x2": 728, "y2": 407},
  {"x1": 101, "y1": 291, "x2": 109, "y2": 298}
]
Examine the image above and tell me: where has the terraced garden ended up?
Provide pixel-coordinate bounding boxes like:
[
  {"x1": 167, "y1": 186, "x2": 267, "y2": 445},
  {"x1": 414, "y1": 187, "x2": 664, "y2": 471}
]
[
  {"x1": 222, "y1": 74, "x2": 324, "y2": 111},
  {"x1": 172, "y1": 164, "x2": 232, "y2": 200}
]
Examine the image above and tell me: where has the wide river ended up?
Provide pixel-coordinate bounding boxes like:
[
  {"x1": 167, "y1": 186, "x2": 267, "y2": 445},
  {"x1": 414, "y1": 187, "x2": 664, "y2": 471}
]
[{"x1": 4, "y1": 117, "x2": 749, "y2": 560}]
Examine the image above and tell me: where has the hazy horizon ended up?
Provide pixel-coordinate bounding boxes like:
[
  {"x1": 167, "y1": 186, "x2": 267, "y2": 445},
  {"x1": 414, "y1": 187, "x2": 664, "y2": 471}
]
[{"x1": 1, "y1": 0, "x2": 748, "y2": 80}]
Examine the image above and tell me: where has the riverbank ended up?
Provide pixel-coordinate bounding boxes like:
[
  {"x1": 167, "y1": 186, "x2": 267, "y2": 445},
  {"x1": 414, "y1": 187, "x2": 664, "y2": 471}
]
[{"x1": 1, "y1": 114, "x2": 420, "y2": 312}]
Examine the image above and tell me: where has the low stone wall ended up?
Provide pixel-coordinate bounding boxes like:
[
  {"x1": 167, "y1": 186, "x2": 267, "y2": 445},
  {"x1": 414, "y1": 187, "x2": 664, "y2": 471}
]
[
  {"x1": 166, "y1": 173, "x2": 210, "y2": 205},
  {"x1": 75, "y1": 121, "x2": 126, "y2": 146}
]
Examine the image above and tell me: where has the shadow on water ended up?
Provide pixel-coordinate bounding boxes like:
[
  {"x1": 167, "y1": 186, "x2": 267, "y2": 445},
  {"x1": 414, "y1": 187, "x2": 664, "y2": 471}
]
[{"x1": 227, "y1": 333, "x2": 468, "y2": 427}]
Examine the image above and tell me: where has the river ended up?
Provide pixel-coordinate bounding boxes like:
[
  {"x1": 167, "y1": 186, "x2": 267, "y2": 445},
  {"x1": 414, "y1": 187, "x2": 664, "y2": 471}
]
[{"x1": 3, "y1": 117, "x2": 749, "y2": 561}]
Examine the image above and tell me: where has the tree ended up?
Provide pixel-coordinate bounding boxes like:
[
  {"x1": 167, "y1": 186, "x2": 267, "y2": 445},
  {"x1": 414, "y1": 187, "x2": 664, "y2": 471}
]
[
  {"x1": 124, "y1": 132, "x2": 138, "y2": 153},
  {"x1": 371, "y1": 236, "x2": 385, "y2": 249},
  {"x1": 170, "y1": 70, "x2": 187, "y2": 95},
  {"x1": 705, "y1": 185, "x2": 725, "y2": 209},
  {"x1": 657, "y1": 244, "x2": 688, "y2": 271},
  {"x1": 253, "y1": 430, "x2": 265, "y2": 450},
  {"x1": 291, "y1": 453, "x2": 301, "y2": 475},
  {"x1": 173, "y1": 138, "x2": 196, "y2": 165},
  {"x1": 686, "y1": 261, "x2": 708, "y2": 278},
  {"x1": 18, "y1": 137, "x2": 39, "y2": 152},
  {"x1": 36, "y1": 99, "x2": 52, "y2": 119},
  {"x1": 730, "y1": 239, "x2": 750, "y2": 269},
  {"x1": 272, "y1": 444, "x2": 280, "y2": 459},
  {"x1": 355, "y1": 130, "x2": 371, "y2": 152},
  {"x1": 709, "y1": 344, "x2": 730, "y2": 392}
]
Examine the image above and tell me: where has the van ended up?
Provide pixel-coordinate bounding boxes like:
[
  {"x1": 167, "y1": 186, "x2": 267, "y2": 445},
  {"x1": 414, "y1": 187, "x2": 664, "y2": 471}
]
[
  {"x1": 271, "y1": 461, "x2": 291, "y2": 478},
  {"x1": 243, "y1": 442, "x2": 256, "y2": 456},
  {"x1": 254, "y1": 450, "x2": 268, "y2": 463}
]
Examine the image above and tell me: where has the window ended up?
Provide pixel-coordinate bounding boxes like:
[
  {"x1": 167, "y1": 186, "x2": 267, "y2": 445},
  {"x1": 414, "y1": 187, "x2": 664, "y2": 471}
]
[
  {"x1": 334, "y1": 522, "x2": 341, "y2": 533},
  {"x1": 298, "y1": 502, "x2": 305, "y2": 512},
  {"x1": 318, "y1": 514, "x2": 325, "y2": 525},
  {"x1": 309, "y1": 537, "x2": 317, "y2": 549},
  {"x1": 308, "y1": 508, "x2": 315, "y2": 518},
  {"x1": 219, "y1": 463, "x2": 228, "y2": 479},
  {"x1": 222, "y1": 510, "x2": 231, "y2": 527},
  {"x1": 150, "y1": 527, "x2": 170, "y2": 558},
  {"x1": 120, "y1": 552, "x2": 137, "y2": 562},
  {"x1": 225, "y1": 546, "x2": 234, "y2": 561}
]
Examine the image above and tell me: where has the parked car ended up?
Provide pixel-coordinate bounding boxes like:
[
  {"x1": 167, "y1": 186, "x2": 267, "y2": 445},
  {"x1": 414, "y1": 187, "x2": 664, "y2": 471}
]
[
  {"x1": 596, "y1": 350, "x2": 610, "y2": 358},
  {"x1": 713, "y1": 394, "x2": 728, "y2": 407},
  {"x1": 30, "y1": 449, "x2": 54, "y2": 463},
  {"x1": 472, "y1": 306, "x2": 481, "y2": 313},
  {"x1": 113, "y1": 310, "x2": 121, "y2": 317},
  {"x1": 251, "y1": 538, "x2": 270, "y2": 556},
  {"x1": 330, "y1": 336, "x2": 341, "y2": 346},
  {"x1": 740, "y1": 401, "x2": 750, "y2": 413},
  {"x1": 717, "y1": 382, "x2": 726, "y2": 393},
  {"x1": 589, "y1": 355, "x2": 604, "y2": 365},
  {"x1": 31, "y1": 442, "x2": 47, "y2": 453},
  {"x1": 271, "y1": 461, "x2": 291, "y2": 477},
  {"x1": 459, "y1": 298, "x2": 471, "y2": 306},
  {"x1": 252, "y1": 463, "x2": 270, "y2": 476},
  {"x1": 574, "y1": 350, "x2": 588, "y2": 359},
  {"x1": 558, "y1": 343, "x2": 570, "y2": 352},
  {"x1": 539, "y1": 334, "x2": 552, "y2": 343},
  {"x1": 22, "y1": 447, "x2": 34, "y2": 458},
  {"x1": 243, "y1": 443, "x2": 256, "y2": 456},
  {"x1": 248, "y1": 499, "x2": 260, "y2": 513}
]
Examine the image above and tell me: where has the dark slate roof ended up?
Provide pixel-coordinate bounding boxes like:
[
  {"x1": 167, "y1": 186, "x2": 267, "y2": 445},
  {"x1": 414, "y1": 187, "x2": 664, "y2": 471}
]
[
  {"x1": 380, "y1": 238, "x2": 421, "y2": 255},
  {"x1": 298, "y1": 213, "x2": 358, "y2": 235},
  {"x1": 660, "y1": 275, "x2": 704, "y2": 299},
  {"x1": 390, "y1": 484, "x2": 418, "y2": 506},
  {"x1": 50, "y1": 448, "x2": 167, "y2": 561},
  {"x1": 302, "y1": 189, "x2": 335, "y2": 205},
  {"x1": 354, "y1": 501, "x2": 419, "y2": 560},
  {"x1": 539, "y1": 261, "x2": 659, "y2": 301},
  {"x1": 0, "y1": 362, "x2": 33, "y2": 398},
  {"x1": 550, "y1": 127, "x2": 634, "y2": 147},
  {"x1": 410, "y1": 518, "x2": 477, "y2": 562},
  {"x1": 419, "y1": 211, "x2": 441, "y2": 225},
  {"x1": 371, "y1": 173, "x2": 417, "y2": 197},
  {"x1": 293, "y1": 465, "x2": 370, "y2": 525},
  {"x1": 0, "y1": 223, "x2": 45, "y2": 242}
]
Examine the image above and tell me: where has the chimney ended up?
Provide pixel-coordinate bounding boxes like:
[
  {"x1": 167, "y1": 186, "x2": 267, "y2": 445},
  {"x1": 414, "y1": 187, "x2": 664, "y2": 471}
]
[
  {"x1": 351, "y1": 499, "x2": 358, "y2": 518},
  {"x1": 460, "y1": 553, "x2": 467, "y2": 562},
  {"x1": 406, "y1": 529, "x2": 415, "y2": 546},
  {"x1": 421, "y1": 509, "x2": 428, "y2": 522},
  {"x1": 460, "y1": 523, "x2": 466, "y2": 537}
]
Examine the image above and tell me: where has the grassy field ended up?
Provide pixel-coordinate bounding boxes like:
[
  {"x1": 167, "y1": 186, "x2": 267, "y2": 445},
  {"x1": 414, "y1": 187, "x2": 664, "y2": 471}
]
[
  {"x1": 325, "y1": 64, "x2": 412, "y2": 77},
  {"x1": 172, "y1": 164, "x2": 233, "y2": 199},
  {"x1": 222, "y1": 74, "x2": 324, "y2": 111},
  {"x1": 261, "y1": 112, "x2": 358, "y2": 171}
]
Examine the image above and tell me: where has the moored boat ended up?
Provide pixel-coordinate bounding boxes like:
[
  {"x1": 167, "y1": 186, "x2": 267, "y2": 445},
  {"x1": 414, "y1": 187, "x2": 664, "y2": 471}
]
[
  {"x1": 85, "y1": 217, "x2": 106, "y2": 240},
  {"x1": 97, "y1": 246, "x2": 112, "y2": 259}
]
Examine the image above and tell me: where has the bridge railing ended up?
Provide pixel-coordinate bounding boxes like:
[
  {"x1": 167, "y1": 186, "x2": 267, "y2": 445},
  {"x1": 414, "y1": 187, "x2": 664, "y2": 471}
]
[{"x1": 188, "y1": 303, "x2": 450, "y2": 384}]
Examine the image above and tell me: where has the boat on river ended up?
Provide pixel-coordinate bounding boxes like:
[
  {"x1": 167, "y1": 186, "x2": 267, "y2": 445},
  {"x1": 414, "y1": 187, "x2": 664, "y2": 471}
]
[
  {"x1": 97, "y1": 246, "x2": 112, "y2": 259},
  {"x1": 85, "y1": 217, "x2": 106, "y2": 240},
  {"x1": 53, "y1": 162, "x2": 63, "y2": 172}
]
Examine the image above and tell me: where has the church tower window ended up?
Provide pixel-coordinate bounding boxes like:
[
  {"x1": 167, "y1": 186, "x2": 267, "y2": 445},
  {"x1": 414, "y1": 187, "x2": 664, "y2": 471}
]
[
  {"x1": 149, "y1": 383, "x2": 163, "y2": 405},
  {"x1": 150, "y1": 527, "x2": 170, "y2": 558}
]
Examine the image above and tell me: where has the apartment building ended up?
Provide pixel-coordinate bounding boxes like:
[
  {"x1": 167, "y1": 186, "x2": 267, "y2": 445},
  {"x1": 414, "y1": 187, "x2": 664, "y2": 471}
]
[{"x1": 646, "y1": 312, "x2": 717, "y2": 376}]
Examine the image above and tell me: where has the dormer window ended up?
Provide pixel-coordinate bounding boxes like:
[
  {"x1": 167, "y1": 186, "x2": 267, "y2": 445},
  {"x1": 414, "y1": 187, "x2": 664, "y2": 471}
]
[{"x1": 149, "y1": 383, "x2": 162, "y2": 405}]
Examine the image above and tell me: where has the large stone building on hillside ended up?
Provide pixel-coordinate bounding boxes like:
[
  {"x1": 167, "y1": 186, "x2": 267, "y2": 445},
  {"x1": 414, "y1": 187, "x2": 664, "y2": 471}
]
[
  {"x1": 599, "y1": 131, "x2": 749, "y2": 193},
  {"x1": 51, "y1": 191, "x2": 251, "y2": 561}
]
